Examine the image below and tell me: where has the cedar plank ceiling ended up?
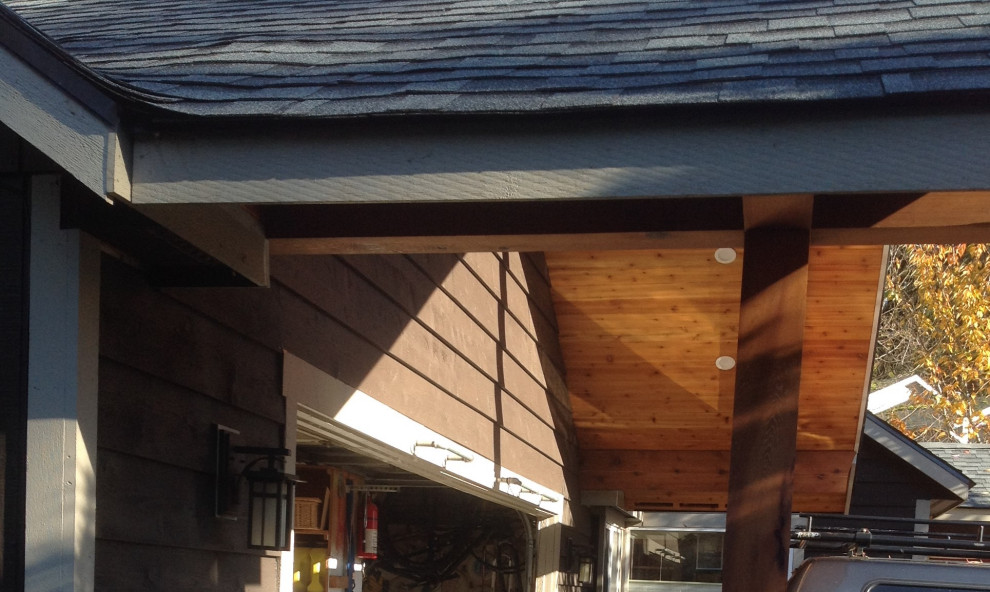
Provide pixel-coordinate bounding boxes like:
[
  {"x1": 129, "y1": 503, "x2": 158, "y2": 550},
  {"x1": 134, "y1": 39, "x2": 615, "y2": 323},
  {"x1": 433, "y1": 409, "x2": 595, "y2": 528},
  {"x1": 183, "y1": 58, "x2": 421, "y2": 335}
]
[{"x1": 547, "y1": 245, "x2": 884, "y2": 513}]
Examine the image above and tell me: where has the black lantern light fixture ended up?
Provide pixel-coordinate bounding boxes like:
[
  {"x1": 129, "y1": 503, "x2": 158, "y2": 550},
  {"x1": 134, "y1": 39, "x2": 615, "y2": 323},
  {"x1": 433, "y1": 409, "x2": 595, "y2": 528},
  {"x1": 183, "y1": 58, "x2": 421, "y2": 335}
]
[
  {"x1": 215, "y1": 425, "x2": 297, "y2": 551},
  {"x1": 578, "y1": 556, "x2": 594, "y2": 586}
]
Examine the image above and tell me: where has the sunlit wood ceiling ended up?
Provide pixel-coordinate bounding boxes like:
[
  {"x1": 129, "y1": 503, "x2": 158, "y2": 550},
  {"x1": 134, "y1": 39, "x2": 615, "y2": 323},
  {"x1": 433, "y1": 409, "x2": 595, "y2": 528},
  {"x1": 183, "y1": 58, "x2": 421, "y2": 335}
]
[
  {"x1": 261, "y1": 190, "x2": 990, "y2": 514},
  {"x1": 547, "y1": 245, "x2": 885, "y2": 513}
]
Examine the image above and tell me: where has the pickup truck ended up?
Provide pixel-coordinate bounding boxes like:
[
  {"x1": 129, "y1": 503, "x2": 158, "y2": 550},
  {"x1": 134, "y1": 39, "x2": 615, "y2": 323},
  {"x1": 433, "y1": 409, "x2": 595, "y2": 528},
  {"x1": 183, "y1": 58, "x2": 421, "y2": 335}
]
[
  {"x1": 788, "y1": 515, "x2": 990, "y2": 592},
  {"x1": 787, "y1": 556, "x2": 990, "y2": 592}
]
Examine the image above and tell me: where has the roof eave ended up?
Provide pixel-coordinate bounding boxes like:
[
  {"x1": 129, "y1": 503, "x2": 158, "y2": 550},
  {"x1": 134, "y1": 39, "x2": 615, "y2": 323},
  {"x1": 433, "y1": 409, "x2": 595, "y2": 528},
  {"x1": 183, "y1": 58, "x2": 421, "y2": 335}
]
[{"x1": 864, "y1": 413, "x2": 975, "y2": 503}]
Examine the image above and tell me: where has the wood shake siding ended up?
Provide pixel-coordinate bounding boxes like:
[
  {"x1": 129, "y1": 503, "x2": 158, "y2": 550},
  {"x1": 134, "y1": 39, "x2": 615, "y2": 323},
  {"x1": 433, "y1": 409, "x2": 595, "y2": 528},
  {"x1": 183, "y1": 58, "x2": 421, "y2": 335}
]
[{"x1": 96, "y1": 251, "x2": 573, "y2": 589}]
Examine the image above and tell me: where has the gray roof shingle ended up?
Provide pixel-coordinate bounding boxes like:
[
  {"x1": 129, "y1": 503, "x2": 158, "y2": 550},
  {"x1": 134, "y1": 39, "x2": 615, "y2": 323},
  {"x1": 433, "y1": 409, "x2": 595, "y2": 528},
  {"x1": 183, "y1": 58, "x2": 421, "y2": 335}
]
[
  {"x1": 3, "y1": 0, "x2": 990, "y2": 118},
  {"x1": 923, "y1": 443, "x2": 990, "y2": 509}
]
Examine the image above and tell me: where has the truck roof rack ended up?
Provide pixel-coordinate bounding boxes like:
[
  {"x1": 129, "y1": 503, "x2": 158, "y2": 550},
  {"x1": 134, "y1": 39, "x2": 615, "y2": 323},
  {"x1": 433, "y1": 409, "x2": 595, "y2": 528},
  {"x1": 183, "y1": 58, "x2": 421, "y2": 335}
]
[{"x1": 791, "y1": 513, "x2": 990, "y2": 560}]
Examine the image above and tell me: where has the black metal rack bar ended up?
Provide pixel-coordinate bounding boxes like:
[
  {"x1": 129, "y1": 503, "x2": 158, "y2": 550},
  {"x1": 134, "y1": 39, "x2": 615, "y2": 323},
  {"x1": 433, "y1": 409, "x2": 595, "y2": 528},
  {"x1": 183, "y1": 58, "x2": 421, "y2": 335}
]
[{"x1": 791, "y1": 514, "x2": 990, "y2": 560}]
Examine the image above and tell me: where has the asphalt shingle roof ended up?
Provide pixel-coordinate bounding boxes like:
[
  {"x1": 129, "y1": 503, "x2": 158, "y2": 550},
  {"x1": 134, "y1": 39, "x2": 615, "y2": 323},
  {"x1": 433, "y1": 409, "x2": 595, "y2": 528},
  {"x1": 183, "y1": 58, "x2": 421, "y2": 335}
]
[
  {"x1": 4, "y1": 0, "x2": 990, "y2": 117},
  {"x1": 923, "y1": 443, "x2": 990, "y2": 509}
]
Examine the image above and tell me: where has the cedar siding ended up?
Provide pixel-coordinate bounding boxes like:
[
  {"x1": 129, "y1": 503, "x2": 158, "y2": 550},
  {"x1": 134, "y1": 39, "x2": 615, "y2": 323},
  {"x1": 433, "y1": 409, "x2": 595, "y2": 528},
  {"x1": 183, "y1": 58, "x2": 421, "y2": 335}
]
[{"x1": 96, "y1": 251, "x2": 572, "y2": 590}]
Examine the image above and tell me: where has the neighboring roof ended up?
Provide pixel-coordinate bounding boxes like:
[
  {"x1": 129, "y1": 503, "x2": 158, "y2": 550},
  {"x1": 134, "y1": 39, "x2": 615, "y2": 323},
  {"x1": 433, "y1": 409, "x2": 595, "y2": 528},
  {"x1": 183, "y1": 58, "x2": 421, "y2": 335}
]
[
  {"x1": 4, "y1": 0, "x2": 990, "y2": 118},
  {"x1": 867, "y1": 375, "x2": 935, "y2": 414},
  {"x1": 863, "y1": 413, "x2": 974, "y2": 507},
  {"x1": 922, "y1": 443, "x2": 990, "y2": 509}
]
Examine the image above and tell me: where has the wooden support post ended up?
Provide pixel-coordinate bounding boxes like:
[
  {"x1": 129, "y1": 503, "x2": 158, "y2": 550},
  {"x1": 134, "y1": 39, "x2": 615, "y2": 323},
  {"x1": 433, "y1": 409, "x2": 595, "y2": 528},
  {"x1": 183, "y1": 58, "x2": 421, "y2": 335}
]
[
  {"x1": 24, "y1": 175, "x2": 100, "y2": 591},
  {"x1": 723, "y1": 196, "x2": 811, "y2": 592}
]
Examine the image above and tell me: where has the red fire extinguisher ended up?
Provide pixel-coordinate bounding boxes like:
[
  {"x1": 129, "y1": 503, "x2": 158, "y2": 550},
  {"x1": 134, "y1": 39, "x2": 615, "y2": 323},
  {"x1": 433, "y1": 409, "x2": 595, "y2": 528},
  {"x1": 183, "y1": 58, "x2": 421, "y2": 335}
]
[{"x1": 358, "y1": 495, "x2": 378, "y2": 560}]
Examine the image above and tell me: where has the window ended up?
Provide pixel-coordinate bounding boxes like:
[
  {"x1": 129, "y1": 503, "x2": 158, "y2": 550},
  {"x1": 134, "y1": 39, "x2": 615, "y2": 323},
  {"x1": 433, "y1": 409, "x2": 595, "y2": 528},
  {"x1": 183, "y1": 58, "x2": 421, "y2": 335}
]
[
  {"x1": 627, "y1": 513, "x2": 807, "y2": 592},
  {"x1": 630, "y1": 530, "x2": 724, "y2": 587}
]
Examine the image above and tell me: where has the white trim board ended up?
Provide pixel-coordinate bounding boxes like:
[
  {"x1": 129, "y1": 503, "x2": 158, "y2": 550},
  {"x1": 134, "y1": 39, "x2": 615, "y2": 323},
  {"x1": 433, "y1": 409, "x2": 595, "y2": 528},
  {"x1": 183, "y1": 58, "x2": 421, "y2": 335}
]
[
  {"x1": 0, "y1": 45, "x2": 124, "y2": 199},
  {"x1": 25, "y1": 175, "x2": 100, "y2": 592},
  {"x1": 0, "y1": 47, "x2": 268, "y2": 285}
]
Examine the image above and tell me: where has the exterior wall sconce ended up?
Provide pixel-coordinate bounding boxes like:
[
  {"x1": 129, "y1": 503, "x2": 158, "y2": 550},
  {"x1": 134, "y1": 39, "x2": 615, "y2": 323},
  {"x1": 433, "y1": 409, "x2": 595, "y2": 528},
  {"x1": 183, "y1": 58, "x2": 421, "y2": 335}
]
[
  {"x1": 566, "y1": 537, "x2": 595, "y2": 586},
  {"x1": 578, "y1": 556, "x2": 594, "y2": 585},
  {"x1": 215, "y1": 425, "x2": 297, "y2": 551}
]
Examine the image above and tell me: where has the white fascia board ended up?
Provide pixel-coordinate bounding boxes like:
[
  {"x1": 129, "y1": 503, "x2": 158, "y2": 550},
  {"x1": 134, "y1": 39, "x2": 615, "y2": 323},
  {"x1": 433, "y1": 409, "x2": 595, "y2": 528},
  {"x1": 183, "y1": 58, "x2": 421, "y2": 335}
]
[
  {"x1": 132, "y1": 110, "x2": 990, "y2": 205},
  {"x1": 0, "y1": 44, "x2": 130, "y2": 200},
  {"x1": 0, "y1": 47, "x2": 269, "y2": 284},
  {"x1": 864, "y1": 415, "x2": 972, "y2": 500}
]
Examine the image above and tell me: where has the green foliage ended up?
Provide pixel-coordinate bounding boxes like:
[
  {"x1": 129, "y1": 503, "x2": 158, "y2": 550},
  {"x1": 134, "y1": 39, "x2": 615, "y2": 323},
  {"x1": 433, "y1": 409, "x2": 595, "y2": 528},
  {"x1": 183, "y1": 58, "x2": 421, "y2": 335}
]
[{"x1": 873, "y1": 244, "x2": 990, "y2": 443}]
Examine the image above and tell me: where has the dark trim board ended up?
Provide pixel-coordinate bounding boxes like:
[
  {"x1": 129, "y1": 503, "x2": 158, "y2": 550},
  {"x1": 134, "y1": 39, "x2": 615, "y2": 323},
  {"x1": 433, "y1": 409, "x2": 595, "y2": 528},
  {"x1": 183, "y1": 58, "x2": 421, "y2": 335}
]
[
  {"x1": 263, "y1": 197, "x2": 744, "y2": 254},
  {"x1": 263, "y1": 192, "x2": 990, "y2": 255},
  {"x1": 261, "y1": 193, "x2": 937, "y2": 240},
  {"x1": 261, "y1": 198, "x2": 743, "y2": 240},
  {"x1": 0, "y1": 173, "x2": 29, "y2": 592}
]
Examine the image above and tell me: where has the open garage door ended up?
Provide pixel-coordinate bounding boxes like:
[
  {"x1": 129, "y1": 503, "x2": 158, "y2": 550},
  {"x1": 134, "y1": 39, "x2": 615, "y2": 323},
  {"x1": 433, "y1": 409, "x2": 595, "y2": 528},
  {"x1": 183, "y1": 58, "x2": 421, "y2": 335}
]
[{"x1": 293, "y1": 406, "x2": 542, "y2": 592}]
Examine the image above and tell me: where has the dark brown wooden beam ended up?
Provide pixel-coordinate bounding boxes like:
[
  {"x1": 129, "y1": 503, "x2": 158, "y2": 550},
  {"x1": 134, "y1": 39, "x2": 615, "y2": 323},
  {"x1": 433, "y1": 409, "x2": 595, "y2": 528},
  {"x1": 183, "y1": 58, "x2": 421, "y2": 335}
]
[
  {"x1": 271, "y1": 230, "x2": 745, "y2": 254},
  {"x1": 812, "y1": 191, "x2": 990, "y2": 245},
  {"x1": 264, "y1": 197, "x2": 745, "y2": 252},
  {"x1": 271, "y1": 223, "x2": 990, "y2": 255},
  {"x1": 723, "y1": 196, "x2": 811, "y2": 592},
  {"x1": 812, "y1": 224, "x2": 990, "y2": 246},
  {"x1": 263, "y1": 191, "x2": 990, "y2": 254},
  {"x1": 260, "y1": 197, "x2": 743, "y2": 239}
]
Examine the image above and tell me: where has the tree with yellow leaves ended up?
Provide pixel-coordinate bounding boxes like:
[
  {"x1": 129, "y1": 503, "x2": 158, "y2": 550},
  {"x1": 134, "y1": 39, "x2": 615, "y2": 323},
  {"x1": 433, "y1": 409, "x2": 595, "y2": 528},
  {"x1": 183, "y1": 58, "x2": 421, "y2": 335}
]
[{"x1": 872, "y1": 244, "x2": 990, "y2": 443}]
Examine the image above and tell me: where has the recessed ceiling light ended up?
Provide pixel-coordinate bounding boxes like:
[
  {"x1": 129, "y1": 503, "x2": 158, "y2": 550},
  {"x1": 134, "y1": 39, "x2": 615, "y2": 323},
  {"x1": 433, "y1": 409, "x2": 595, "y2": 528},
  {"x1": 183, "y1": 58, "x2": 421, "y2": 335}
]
[
  {"x1": 715, "y1": 356, "x2": 736, "y2": 371},
  {"x1": 714, "y1": 248, "x2": 737, "y2": 264}
]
